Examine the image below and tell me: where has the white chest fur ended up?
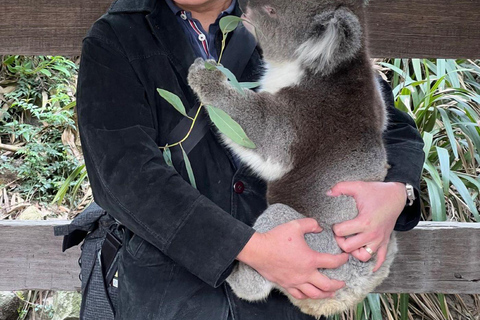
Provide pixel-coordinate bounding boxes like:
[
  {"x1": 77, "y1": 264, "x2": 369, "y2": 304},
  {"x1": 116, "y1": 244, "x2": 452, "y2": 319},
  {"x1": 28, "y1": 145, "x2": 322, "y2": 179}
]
[{"x1": 259, "y1": 61, "x2": 305, "y2": 94}]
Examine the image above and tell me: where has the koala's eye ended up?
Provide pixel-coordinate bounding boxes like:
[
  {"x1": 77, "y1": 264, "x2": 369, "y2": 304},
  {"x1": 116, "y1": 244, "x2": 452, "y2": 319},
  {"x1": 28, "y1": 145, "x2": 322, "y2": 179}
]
[{"x1": 263, "y1": 5, "x2": 277, "y2": 17}]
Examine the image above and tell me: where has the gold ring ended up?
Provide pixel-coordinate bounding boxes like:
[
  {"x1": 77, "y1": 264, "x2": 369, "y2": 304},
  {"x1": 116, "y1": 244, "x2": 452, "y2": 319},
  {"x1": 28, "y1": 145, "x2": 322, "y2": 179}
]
[{"x1": 364, "y1": 246, "x2": 374, "y2": 255}]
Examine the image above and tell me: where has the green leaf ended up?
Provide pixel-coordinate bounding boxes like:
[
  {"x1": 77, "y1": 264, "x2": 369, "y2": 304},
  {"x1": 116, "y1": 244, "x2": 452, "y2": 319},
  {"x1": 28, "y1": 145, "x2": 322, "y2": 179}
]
[
  {"x1": 219, "y1": 16, "x2": 242, "y2": 34},
  {"x1": 422, "y1": 131, "x2": 433, "y2": 158},
  {"x1": 449, "y1": 172, "x2": 480, "y2": 220},
  {"x1": 215, "y1": 65, "x2": 245, "y2": 95},
  {"x1": 157, "y1": 89, "x2": 188, "y2": 117},
  {"x1": 239, "y1": 82, "x2": 261, "y2": 89},
  {"x1": 39, "y1": 69, "x2": 52, "y2": 77},
  {"x1": 163, "y1": 146, "x2": 173, "y2": 167},
  {"x1": 425, "y1": 177, "x2": 447, "y2": 221},
  {"x1": 204, "y1": 61, "x2": 217, "y2": 70},
  {"x1": 3, "y1": 55, "x2": 15, "y2": 65},
  {"x1": 436, "y1": 146, "x2": 451, "y2": 195},
  {"x1": 51, "y1": 164, "x2": 85, "y2": 205},
  {"x1": 181, "y1": 147, "x2": 197, "y2": 189},
  {"x1": 207, "y1": 105, "x2": 256, "y2": 149},
  {"x1": 438, "y1": 108, "x2": 459, "y2": 159},
  {"x1": 51, "y1": 65, "x2": 71, "y2": 77},
  {"x1": 366, "y1": 294, "x2": 382, "y2": 320},
  {"x1": 400, "y1": 293, "x2": 409, "y2": 320},
  {"x1": 355, "y1": 301, "x2": 364, "y2": 320},
  {"x1": 437, "y1": 293, "x2": 448, "y2": 319}
]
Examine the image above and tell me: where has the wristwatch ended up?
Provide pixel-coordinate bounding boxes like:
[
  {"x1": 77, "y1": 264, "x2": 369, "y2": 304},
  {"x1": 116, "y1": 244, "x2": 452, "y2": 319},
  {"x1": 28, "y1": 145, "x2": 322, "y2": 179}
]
[{"x1": 405, "y1": 183, "x2": 415, "y2": 206}]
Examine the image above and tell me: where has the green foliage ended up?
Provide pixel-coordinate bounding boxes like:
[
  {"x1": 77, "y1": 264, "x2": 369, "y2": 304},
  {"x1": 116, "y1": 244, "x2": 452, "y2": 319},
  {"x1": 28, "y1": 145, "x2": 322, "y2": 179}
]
[
  {"x1": 380, "y1": 58, "x2": 480, "y2": 222},
  {"x1": 0, "y1": 55, "x2": 81, "y2": 205}
]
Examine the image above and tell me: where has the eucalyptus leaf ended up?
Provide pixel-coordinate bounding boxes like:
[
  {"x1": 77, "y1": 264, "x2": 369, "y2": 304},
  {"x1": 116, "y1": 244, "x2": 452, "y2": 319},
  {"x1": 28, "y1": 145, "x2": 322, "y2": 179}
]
[
  {"x1": 157, "y1": 89, "x2": 188, "y2": 117},
  {"x1": 182, "y1": 147, "x2": 197, "y2": 189},
  {"x1": 219, "y1": 16, "x2": 242, "y2": 34},
  {"x1": 239, "y1": 82, "x2": 261, "y2": 89},
  {"x1": 207, "y1": 105, "x2": 256, "y2": 149},
  {"x1": 204, "y1": 61, "x2": 217, "y2": 71},
  {"x1": 163, "y1": 146, "x2": 173, "y2": 167},
  {"x1": 215, "y1": 65, "x2": 245, "y2": 95}
]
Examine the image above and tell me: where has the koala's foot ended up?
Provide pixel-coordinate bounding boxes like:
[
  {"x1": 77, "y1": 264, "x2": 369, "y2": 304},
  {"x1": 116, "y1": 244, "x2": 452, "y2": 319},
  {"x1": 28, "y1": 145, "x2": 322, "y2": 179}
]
[
  {"x1": 226, "y1": 262, "x2": 273, "y2": 301},
  {"x1": 187, "y1": 58, "x2": 226, "y2": 105}
]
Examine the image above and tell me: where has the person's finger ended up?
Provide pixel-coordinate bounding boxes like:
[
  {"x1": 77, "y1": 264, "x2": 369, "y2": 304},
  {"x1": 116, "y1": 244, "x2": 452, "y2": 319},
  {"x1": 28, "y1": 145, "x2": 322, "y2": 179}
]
[
  {"x1": 309, "y1": 271, "x2": 346, "y2": 293},
  {"x1": 326, "y1": 181, "x2": 363, "y2": 197},
  {"x1": 335, "y1": 233, "x2": 374, "y2": 253},
  {"x1": 297, "y1": 284, "x2": 333, "y2": 300},
  {"x1": 351, "y1": 240, "x2": 382, "y2": 262},
  {"x1": 287, "y1": 288, "x2": 307, "y2": 300},
  {"x1": 332, "y1": 218, "x2": 366, "y2": 237},
  {"x1": 373, "y1": 244, "x2": 388, "y2": 272},
  {"x1": 292, "y1": 218, "x2": 323, "y2": 234},
  {"x1": 312, "y1": 252, "x2": 349, "y2": 269}
]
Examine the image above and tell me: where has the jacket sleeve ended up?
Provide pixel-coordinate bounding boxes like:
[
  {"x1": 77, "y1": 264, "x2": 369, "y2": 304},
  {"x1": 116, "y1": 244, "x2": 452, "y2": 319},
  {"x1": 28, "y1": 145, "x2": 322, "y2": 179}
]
[
  {"x1": 76, "y1": 19, "x2": 255, "y2": 287},
  {"x1": 378, "y1": 78, "x2": 425, "y2": 231}
]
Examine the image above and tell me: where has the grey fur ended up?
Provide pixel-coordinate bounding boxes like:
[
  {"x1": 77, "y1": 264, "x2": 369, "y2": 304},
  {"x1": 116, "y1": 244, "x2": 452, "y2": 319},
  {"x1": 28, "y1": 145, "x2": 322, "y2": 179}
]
[{"x1": 187, "y1": 0, "x2": 397, "y2": 317}]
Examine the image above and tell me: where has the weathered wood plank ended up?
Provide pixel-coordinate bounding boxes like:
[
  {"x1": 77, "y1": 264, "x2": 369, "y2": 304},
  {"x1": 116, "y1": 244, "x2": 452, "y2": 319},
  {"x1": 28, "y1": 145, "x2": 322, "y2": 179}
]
[
  {"x1": 0, "y1": 0, "x2": 479, "y2": 58},
  {"x1": 0, "y1": 220, "x2": 81, "y2": 291},
  {"x1": 1, "y1": 221, "x2": 480, "y2": 292},
  {"x1": 376, "y1": 222, "x2": 480, "y2": 293}
]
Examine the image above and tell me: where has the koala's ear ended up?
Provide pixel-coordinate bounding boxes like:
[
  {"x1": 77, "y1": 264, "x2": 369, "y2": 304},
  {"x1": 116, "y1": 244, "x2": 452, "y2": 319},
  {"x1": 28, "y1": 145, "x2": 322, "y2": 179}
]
[{"x1": 295, "y1": 9, "x2": 363, "y2": 75}]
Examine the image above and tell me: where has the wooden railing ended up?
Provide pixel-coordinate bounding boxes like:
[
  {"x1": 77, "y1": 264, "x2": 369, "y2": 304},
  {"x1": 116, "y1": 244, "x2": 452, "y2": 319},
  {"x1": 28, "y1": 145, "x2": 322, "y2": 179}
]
[{"x1": 0, "y1": 0, "x2": 479, "y2": 292}]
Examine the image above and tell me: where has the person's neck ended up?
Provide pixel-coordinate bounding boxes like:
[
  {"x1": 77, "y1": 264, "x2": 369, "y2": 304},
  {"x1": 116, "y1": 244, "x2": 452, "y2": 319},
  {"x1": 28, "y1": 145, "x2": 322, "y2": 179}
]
[{"x1": 174, "y1": 0, "x2": 232, "y2": 31}]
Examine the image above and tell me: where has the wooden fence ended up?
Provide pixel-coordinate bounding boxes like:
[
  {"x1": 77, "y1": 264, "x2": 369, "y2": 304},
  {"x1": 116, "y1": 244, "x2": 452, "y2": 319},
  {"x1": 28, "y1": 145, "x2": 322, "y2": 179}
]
[{"x1": 0, "y1": 0, "x2": 479, "y2": 293}]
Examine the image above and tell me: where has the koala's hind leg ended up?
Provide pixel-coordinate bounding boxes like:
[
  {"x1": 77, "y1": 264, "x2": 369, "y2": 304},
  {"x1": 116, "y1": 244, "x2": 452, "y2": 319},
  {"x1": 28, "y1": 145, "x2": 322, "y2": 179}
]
[{"x1": 188, "y1": 58, "x2": 294, "y2": 181}]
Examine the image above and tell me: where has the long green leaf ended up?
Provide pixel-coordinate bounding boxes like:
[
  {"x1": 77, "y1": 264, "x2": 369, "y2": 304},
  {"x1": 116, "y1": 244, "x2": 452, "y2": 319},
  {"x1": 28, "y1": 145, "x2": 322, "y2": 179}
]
[
  {"x1": 215, "y1": 65, "x2": 245, "y2": 95},
  {"x1": 207, "y1": 105, "x2": 256, "y2": 149},
  {"x1": 437, "y1": 293, "x2": 448, "y2": 319},
  {"x1": 52, "y1": 164, "x2": 86, "y2": 205},
  {"x1": 436, "y1": 146, "x2": 451, "y2": 195},
  {"x1": 438, "y1": 108, "x2": 459, "y2": 159},
  {"x1": 449, "y1": 172, "x2": 480, "y2": 220},
  {"x1": 163, "y1": 146, "x2": 173, "y2": 167},
  {"x1": 423, "y1": 131, "x2": 433, "y2": 159},
  {"x1": 157, "y1": 89, "x2": 188, "y2": 117},
  {"x1": 366, "y1": 294, "x2": 382, "y2": 320},
  {"x1": 400, "y1": 293, "x2": 409, "y2": 320},
  {"x1": 181, "y1": 147, "x2": 197, "y2": 189},
  {"x1": 425, "y1": 177, "x2": 447, "y2": 221}
]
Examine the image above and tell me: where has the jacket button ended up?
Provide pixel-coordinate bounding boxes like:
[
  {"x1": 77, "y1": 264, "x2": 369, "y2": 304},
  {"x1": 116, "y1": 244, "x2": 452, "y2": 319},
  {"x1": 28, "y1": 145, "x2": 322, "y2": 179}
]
[{"x1": 233, "y1": 181, "x2": 245, "y2": 194}]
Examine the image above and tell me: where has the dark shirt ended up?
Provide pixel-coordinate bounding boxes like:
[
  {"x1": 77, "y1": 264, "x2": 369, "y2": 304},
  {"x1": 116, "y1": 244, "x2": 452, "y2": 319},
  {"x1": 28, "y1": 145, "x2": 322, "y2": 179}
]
[{"x1": 165, "y1": 0, "x2": 236, "y2": 61}]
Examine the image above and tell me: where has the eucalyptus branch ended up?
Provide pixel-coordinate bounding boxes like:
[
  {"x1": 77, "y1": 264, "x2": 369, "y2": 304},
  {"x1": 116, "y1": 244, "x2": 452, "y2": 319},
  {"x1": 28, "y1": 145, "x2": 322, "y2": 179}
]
[{"x1": 158, "y1": 104, "x2": 204, "y2": 150}]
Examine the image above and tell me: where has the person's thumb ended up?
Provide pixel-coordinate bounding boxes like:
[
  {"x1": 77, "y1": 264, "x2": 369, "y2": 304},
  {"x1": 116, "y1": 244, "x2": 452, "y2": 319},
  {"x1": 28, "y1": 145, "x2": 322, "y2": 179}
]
[
  {"x1": 326, "y1": 181, "x2": 362, "y2": 197},
  {"x1": 294, "y1": 218, "x2": 322, "y2": 234}
]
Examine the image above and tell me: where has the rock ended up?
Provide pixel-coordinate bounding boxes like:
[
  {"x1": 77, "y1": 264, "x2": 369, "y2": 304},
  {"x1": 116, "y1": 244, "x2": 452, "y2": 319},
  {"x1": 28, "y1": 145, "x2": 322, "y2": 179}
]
[
  {"x1": 0, "y1": 291, "x2": 21, "y2": 320},
  {"x1": 51, "y1": 291, "x2": 81, "y2": 320},
  {"x1": 17, "y1": 206, "x2": 44, "y2": 220}
]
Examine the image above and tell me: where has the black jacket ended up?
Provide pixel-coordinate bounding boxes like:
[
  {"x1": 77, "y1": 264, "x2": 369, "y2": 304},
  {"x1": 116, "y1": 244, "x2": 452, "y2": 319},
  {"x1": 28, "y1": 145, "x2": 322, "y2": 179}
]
[{"x1": 76, "y1": 0, "x2": 425, "y2": 318}]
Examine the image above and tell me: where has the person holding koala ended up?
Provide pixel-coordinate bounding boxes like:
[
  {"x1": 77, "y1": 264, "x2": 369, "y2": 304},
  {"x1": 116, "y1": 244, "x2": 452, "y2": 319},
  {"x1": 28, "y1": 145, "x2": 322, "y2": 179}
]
[{"x1": 76, "y1": 0, "x2": 424, "y2": 319}]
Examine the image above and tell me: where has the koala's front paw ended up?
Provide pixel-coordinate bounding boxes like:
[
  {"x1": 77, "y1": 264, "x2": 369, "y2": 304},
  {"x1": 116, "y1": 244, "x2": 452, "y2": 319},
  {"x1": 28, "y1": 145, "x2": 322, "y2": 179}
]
[{"x1": 187, "y1": 58, "x2": 226, "y2": 102}]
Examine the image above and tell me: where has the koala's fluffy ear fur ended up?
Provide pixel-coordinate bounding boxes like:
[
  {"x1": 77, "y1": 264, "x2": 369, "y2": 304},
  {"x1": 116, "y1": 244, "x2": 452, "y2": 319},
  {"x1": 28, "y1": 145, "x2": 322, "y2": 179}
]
[{"x1": 295, "y1": 8, "x2": 363, "y2": 76}]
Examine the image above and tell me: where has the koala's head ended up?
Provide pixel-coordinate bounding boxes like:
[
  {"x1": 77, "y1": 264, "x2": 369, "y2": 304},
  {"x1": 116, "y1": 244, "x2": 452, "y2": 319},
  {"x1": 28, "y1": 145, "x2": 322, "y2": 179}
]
[{"x1": 241, "y1": 0, "x2": 367, "y2": 75}]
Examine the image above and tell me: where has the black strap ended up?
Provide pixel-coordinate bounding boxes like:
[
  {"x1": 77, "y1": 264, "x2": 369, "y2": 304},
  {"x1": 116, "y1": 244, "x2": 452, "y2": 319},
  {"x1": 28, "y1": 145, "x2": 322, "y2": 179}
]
[{"x1": 166, "y1": 23, "x2": 258, "y2": 166}]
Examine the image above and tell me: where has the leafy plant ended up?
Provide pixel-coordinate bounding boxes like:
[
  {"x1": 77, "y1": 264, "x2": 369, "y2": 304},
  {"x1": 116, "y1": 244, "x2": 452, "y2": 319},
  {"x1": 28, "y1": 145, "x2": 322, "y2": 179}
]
[{"x1": 0, "y1": 55, "x2": 83, "y2": 206}]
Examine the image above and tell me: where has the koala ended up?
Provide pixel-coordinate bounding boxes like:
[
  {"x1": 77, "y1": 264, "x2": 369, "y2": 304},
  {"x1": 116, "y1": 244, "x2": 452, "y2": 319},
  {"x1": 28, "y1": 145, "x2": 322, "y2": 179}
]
[{"x1": 187, "y1": 0, "x2": 397, "y2": 317}]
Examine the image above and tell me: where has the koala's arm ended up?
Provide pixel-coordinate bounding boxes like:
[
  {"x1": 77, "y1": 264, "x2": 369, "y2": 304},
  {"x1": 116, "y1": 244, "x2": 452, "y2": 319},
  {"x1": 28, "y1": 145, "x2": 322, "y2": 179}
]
[
  {"x1": 188, "y1": 58, "x2": 293, "y2": 160},
  {"x1": 378, "y1": 78, "x2": 425, "y2": 231}
]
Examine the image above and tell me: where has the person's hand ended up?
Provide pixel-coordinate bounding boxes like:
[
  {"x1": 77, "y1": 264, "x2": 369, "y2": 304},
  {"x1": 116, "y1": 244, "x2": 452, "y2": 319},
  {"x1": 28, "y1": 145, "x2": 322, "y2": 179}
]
[
  {"x1": 237, "y1": 218, "x2": 349, "y2": 300},
  {"x1": 327, "y1": 181, "x2": 406, "y2": 272}
]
